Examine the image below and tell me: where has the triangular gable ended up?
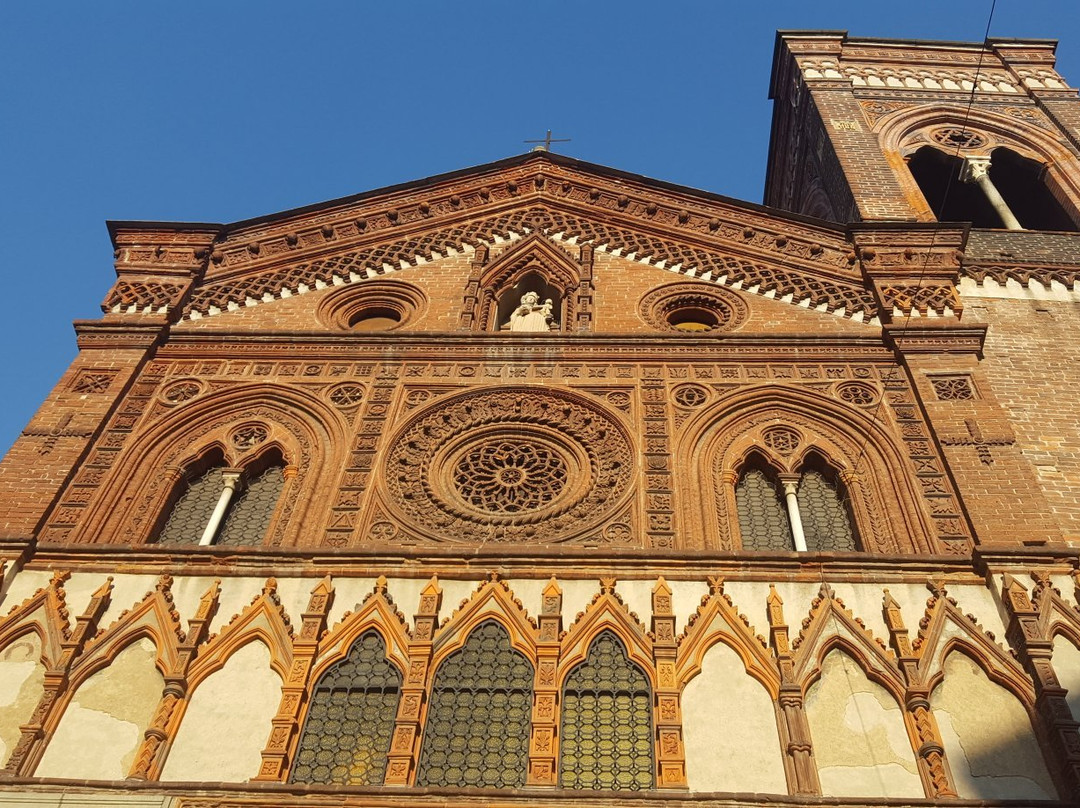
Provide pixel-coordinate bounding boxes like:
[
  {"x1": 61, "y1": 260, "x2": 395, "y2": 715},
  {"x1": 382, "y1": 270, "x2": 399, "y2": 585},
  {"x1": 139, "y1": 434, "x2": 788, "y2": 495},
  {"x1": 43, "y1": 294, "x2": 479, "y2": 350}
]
[{"x1": 112, "y1": 154, "x2": 880, "y2": 325}]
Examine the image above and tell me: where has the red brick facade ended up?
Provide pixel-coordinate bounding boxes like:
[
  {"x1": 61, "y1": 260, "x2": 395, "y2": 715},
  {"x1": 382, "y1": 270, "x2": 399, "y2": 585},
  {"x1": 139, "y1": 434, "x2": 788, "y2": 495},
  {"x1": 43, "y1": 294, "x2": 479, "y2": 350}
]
[{"x1": 0, "y1": 30, "x2": 1079, "y2": 808}]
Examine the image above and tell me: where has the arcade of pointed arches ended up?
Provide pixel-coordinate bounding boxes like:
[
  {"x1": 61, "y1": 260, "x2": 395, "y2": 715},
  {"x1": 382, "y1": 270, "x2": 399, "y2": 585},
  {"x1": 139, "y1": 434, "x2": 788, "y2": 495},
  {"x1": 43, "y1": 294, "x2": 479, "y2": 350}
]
[{"x1": 0, "y1": 572, "x2": 1067, "y2": 799}]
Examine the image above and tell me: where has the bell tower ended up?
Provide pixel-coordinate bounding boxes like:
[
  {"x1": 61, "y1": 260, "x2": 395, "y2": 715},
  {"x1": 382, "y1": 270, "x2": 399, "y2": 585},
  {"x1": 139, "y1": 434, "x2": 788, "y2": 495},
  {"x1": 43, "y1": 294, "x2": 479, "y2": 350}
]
[{"x1": 765, "y1": 30, "x2": 1080, "y2": 231}]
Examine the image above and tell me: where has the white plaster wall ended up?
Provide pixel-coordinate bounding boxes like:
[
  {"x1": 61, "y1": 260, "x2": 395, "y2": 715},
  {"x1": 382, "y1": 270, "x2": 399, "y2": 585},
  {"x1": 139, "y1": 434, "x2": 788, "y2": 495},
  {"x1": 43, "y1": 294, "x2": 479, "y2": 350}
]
[
  {"x1": 160, "y1": 640, "x2": 280, "y2": 782},
  {"x1": 805, "y1": 650, "x2": 922, "y2": 798},
  {"x1": 682, "y1": 640, "x2": 787, "y2": 794},
  {"x1": 0, "y1": 571, "x2": 52, "y2": 617},
  {"x1": 35, "y1": 638, "x2": 163, "y2": 781},
  {"x1": 932, "y1": 651, "x2": 1056, "y2": 800},
  {"x1": 64, "y1": 574, "x2": 160, "y2": 633},
  {"x1": 725, "y1": 580, "x2": 818, "y2": 642},
  {"x1": 1053, "y1": 635, "x2": 1080, "y2": 724},
  {"x1": 0, "y1": 633, "x2": 45, "y2": 767}
]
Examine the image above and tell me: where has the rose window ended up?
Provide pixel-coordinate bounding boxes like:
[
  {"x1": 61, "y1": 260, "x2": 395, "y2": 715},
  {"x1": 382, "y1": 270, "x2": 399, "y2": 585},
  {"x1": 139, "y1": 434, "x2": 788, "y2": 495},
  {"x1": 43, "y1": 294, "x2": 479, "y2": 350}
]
[
  {"x1": 453, "y1": 440, "x2": 568, "y2": 514},
  {"x1": 384, "y1": 389, "x2": 633, "y2": 544}
]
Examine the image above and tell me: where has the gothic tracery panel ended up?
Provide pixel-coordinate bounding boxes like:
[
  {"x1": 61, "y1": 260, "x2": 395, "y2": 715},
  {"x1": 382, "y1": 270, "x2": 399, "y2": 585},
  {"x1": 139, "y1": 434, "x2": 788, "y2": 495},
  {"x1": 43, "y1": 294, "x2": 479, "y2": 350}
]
[
  {"x1": 735, "y1": 467, "x2": 792, "y2": 551},
  {"x1": 797, "y1": 467, "x2": 858, "y2": 551},
  {"x1": 383, "y1": 388, "x2": 633, "y2": 544}
]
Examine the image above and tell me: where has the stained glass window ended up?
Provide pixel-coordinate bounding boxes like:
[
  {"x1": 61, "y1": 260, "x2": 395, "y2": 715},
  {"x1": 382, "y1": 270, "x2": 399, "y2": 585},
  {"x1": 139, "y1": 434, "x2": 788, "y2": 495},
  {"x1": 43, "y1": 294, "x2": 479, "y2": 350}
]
[
  {"x1": 157, "y1": 467, "x2": 223, "y2": 545},
  {"x1": 798, "y1": 467, "x2": 857, "y2": 551},
  {"x1": 735, "y1": 467, "x2": 792, "y2": 550},
  {"x1": 560, "y1": 630, "x2": 654, "y2": 790},
  {"x1": 290, "y1": 630, "x2": 401, "y2": 786},
  {"x1": 154, "y1": 458, "x2": 285, "y2": 547},
  {"x1": 416, "y1": 620, "x2": 533, "y2": 788}
]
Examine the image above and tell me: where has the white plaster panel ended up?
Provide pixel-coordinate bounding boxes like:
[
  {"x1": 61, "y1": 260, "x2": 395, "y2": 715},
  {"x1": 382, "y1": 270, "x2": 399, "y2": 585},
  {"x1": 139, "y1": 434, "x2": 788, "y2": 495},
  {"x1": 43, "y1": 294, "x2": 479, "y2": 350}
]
[
  {"x1": 384, "y1": 578, "x2": 425, "y2": 631},
  {"x1": 670, "y1": 579, "x2": 711, "y2": 631},
  {"x1": 725, "y1": 580, "x2": 816, "y2": 640},
  {"x1": 0, "y1": 571, "x2": 52, "y2": 617},
  {"x1": 1053, "y1": 635, "x2": 1080, "y2": 723},
  {"x1": 683, "y1": 640, "x2": 786, "y2": 793},
  {"x1": 429, "y1": 578, "x2": 478, "y2": 623},
  {"x1": 932, "y1": 651, "x2": 1056, "y2": 800},
  {"x1": 272, "y1": 576, "x2": 319, "y2": 633},
  {"x1": 951, "y1": 582, "x2": 1009, "y2": 645},
  {"x1": 1051, "y1": 575, "x2": 1078, "y2": 609},
  {"x1": 826, "y1": 583, "x2": 894, "y2": 647},
  {"x1": 166, "y1": 576, "x2": 223, "y2": 629},
  {"x1": 323, "y1": 576, "x2": 378, "y2": 630},
  {"x1": 615, "y1": 579, "x2": 654, "y2": 630},
  {"x1": 504, "y1": 578, "x2": 547, "y2": 622},
  {"x1": 66, "y1": 574, "x2": 160, "y2": 634},
  {"x1": 207, "y1": 577, "x2": 266, "y2": 637},
  {"x1": 557, "y1": 579, "x2": 602, "y2": 628},
  {"x1": 0, "y1": 633, "x2": 45, "y2": 767},
  {"x1": 35, "y1": 638, "x2": 163, "y2": 781},
  {"x1": 160, "y1": 640, "x2": 280, "y2": 782},
  {"x1": 806, "y1": 650, "x2": 922, "y2": 798}
]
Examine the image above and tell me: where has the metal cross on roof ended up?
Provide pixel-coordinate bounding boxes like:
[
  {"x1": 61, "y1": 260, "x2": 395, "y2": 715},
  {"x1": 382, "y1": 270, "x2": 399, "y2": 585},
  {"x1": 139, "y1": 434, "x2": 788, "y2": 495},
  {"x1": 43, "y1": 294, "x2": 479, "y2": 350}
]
[{"x1": 524, "y1": 130, "x2": 571, "y2": 152}]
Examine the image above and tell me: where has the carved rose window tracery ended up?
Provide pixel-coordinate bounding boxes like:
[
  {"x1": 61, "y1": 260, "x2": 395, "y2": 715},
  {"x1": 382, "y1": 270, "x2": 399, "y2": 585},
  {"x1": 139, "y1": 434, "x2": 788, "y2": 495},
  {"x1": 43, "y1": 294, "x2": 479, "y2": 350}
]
[
  {"x1": 453, "y1": 440, "x2": 568, "y2": 514},
  {"x1": 383, "y1": 389, "x2": 633, "y2": 544}
]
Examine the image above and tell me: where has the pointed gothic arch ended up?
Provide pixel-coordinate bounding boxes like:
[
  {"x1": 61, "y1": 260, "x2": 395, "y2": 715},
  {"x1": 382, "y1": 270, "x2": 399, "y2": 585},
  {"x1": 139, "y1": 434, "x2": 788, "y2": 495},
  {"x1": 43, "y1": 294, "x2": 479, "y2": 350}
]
[
  {"x1": 875, "y1": 105, "x2": 1080, "y2": 229},
  {"x1": 460, "y1": 234, "x2": 592, "y2": 332},
  {"x1": 559, "y1": 629, "x2": 654, "y2": 791},
  {"x1": 677, "y1": 385, "x2": 937, "y2": 553},
  {"x1": 290, "y1": 628, "x2": 403, "y2": 786},
  {"x1": 415, "y1": 619, "x2": 534, "y2": 788},
  {"x1": 62, "y1": 385, "x2": 347, "y2": 548}
]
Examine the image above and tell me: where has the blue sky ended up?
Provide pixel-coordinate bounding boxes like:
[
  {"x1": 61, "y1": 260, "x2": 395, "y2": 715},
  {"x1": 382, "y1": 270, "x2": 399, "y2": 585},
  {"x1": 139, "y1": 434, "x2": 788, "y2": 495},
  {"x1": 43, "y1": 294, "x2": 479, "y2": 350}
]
[{"x1": 1, "y1": 1, "x2": 1077, "y2": 456}]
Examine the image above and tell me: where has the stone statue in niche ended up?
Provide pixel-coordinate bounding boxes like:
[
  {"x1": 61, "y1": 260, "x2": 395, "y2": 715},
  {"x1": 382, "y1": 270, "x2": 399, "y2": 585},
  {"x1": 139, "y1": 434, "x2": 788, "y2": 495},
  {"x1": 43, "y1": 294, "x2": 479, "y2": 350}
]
[{"x1": 507, "y1": 291, "x2": 554, "y2": 332}]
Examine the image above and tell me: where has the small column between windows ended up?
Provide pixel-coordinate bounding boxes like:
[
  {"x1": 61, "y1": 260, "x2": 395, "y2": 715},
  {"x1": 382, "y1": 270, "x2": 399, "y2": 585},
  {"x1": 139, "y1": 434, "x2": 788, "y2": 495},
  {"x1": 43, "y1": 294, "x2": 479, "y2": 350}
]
[
  {"x1": 780, "y1": 476, "x2": 808, "y2": 553},
  {"x1": 960, "y1": 157, "x2": 1023, "y2": 230},
  {"x1": 198, "y1": 470, "x2": 242, "y2": 546}
]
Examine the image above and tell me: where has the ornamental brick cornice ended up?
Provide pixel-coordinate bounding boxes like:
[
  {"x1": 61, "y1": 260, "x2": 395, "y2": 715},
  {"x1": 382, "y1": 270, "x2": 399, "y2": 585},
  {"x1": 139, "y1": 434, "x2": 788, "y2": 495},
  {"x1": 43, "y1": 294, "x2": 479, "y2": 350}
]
[
  {"x1": 74, "y1": 319, "x2": 168, "y2": 350},
  {"x1": 195, "y1": 162, "x2": 857, "y2": 286},
  {"x1": 883, "y1": 322, "x2": 987, "y2": 355},
  {"x1": 155, "y1": 332, "x2": 897, "y2": 363}
]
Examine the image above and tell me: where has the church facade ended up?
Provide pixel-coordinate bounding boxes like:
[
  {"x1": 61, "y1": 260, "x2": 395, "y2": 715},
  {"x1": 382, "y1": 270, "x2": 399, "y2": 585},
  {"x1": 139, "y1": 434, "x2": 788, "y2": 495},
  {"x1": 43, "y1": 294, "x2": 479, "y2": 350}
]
[{"x1": 1, "y1": 31, "x2": 1080, "y2": 807}]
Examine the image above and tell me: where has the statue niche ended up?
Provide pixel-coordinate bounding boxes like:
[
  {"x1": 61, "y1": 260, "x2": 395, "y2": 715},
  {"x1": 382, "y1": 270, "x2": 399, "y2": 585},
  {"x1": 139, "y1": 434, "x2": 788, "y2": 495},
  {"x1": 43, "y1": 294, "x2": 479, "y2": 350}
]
[
  {"x1": 497, "y1": 274, "x2": 560, "y2": 332},
  {"x1": 460, "y1": 233, "x2": 592, "y2": 333}
]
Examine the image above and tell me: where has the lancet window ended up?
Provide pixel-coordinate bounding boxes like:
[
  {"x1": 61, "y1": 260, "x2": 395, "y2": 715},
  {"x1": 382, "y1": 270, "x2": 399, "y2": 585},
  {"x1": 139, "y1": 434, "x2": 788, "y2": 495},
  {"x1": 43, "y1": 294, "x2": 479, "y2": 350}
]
[
  {"x1": 735, "y1": 455, "x2": 857, "y2": 552},
  {"x1": 415, "y1": 620, "x2": 533, "y2": 788},
  {"x1": 155, "y1": 449, "x2": 286, "y2": 547},
  {"x1": 559, "y1": 630, "x2": 654, "y2": 790},
  {"x1": 290, "y1": 630, "x2": 402, "y2": 786}
]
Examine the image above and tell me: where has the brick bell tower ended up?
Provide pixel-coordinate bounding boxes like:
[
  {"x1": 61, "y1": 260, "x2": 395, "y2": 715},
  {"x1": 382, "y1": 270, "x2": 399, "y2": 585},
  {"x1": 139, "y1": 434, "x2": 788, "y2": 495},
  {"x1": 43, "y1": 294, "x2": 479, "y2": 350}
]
[{"x1": 765, "y1": 31, "x2": 1080, "y2": 230}]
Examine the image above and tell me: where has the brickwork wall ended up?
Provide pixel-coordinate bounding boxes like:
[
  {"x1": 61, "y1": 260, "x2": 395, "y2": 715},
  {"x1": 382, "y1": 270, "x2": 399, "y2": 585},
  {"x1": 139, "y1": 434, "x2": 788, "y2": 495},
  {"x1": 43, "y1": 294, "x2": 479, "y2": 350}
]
[
  {"x1": 966, "y1": 229, "x2": 1080, "y2": 264},
  {"x1": 966, "y1": 294, "x2": 1080, "y2": 542},
  {"x1": 0, "y1": 346, "x2": 149, "y2": 540}
]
